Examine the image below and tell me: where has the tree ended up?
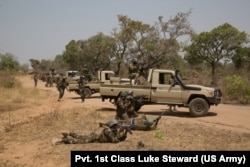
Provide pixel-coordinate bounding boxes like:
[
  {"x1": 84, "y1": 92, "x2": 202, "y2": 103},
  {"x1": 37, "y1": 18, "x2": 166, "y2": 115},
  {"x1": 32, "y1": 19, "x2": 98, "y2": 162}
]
[
  {"x1": 112, "y1": 11, "x2": 193, "y2": 76},
  {"x1": 62, "y1": 40, "x2": 83, "y2": 70},
  {"x1": 184, "y1": 23, "x2": 248, "y2": 86},
  {"x1": 232, "y1": 47, "x2": 250, "y2": 71},
  {"x1": 52, "y1": 54, "x2": 69, "y2": 73},
  {"x1": 0, "y1": 53, "x2": 19, "y2": 71},
  {"x1": 19, "y1": 63, "x2": 29, "y2": 73},
  {"x1": 225, "y1": 75, "x2": 250, "y2": 104},
  {"x1": 111, "y1": 15, "x2": 133, "y2": 76},
  {"x1": 39, "y1": 59, "x2": 53, "y2": 71},
  {"x1": 29, "y1": 59, "x2": 41, "y2": 71},
  {"x1": 77, "y1": 33, "x2": 116, "y2": 75}
]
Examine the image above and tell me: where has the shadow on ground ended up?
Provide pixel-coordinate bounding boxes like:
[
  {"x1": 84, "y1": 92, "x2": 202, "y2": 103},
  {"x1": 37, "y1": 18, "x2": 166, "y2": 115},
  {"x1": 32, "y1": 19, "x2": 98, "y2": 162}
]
[
  {"x1": 96, "y1": 108, "x2": 116, "y2": 112},
  {"x1": 139, "y1": 110, "x2": 217, "y2": 118}
]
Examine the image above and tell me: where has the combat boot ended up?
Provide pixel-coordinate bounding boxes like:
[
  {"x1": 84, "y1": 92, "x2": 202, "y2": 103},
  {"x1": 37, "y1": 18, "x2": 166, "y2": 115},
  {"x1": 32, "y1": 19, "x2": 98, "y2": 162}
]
[
  {"x1": 52, "y1": 138, "x2": 63, "y2": 146},
  {"x1": 61, "y1": 131, "x2": 70, "y2": 138}
]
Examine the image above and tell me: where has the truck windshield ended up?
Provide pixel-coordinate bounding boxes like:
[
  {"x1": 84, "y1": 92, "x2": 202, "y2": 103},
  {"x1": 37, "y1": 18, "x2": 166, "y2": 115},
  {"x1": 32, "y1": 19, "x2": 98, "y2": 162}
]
[
  {"x1": 75, "y1": 71, "x2": 81, "y2": 77},
  {"x1": 68, "y1": 71, "x2": 81, "y2": 77}
]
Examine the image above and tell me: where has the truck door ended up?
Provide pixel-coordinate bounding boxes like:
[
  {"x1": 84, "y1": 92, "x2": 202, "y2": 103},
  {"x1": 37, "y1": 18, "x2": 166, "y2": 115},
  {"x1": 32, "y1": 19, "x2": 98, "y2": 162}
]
[{"x1": 151, "y1": 72, "x2": 182, "y2": 104}]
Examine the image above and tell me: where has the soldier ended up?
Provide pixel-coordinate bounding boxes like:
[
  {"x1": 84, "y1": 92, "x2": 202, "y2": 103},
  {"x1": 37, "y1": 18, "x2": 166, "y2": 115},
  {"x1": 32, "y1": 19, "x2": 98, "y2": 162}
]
[
  {"x1": 128, "y1": 60, "x2": 139, "y2": 84},
  {"x1": 168, "y1": 105, "x2": 177, "y2": 112},
  {"x1": 45, "y1": 72, "x2": 49, "y2": 87},
  {"x1": 57, "y1": 76, "x2": 68, "y2": 101},
  {"x1": 125, "y1": 113, "x2": 162, "y2": 131},
  {"x1": 48, "y1": 70, "x2": 53, "y2": 87},
  {"x1": 99, "y1": 113, "x2": 163, "y2": 132},
  {"x1": 115, "y1": 91, "x2": 129, "y2": 120},
  {"x1": 52, "y1": 119, "x2": 129, "y2": 145},
  {"x1": 33, "y1": 73, "x2": 38, "y2": 87},
  {"x1": 78, "y1": 76, "x2": 86, "y2": 102},
  {"x1": 125, "y1": 90, "x2": 138, "y2": 118},
  {"x1": 45, "y1": 71, "x2": 53, "y2": 87},
  {"x1": 115, "y1": 90, "x2": 138, "y2": 120}
]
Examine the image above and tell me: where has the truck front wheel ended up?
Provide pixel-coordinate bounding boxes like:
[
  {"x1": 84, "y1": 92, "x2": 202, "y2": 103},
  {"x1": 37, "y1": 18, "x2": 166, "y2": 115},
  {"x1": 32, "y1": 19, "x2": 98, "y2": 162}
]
[
  {"x1": 84, "y1": 88, "x2": 92, "y2": 98},
  {"x1": 189, "y1": 98, "x2": 209, "y2": 117}
]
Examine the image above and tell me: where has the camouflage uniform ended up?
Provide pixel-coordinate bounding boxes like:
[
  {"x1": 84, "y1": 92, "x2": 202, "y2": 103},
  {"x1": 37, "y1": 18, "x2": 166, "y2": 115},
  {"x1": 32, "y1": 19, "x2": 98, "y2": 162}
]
[
  {"x1": 57, "y1": 76, "x2": 68, "y2": 101},
  {"x1": 58, "y1": 132, "x2": 97, "y2": 144},
  {"x1": 34, "y1": 73, "x2": 38, "y2": 87},
  {"x1": 115, "y1": 90, "x2": 138, "y2": 120},
  {"x1": 78, "y1": 76, "x2": 86, "y2": 102},
  {"x1": 45, "y1": 71, "x2": 53, "y2": 87},
  {"x1": 115, "y1": 91, "x2": 129, "y2": 120},
  {"x1": 124, "y1": 91, "x2": 137, "y2": 118},
  {"x1": 121, "y1": 114, "x2": 162, "y2": 131},
  {"x1": 128, "y1": 60, "x2": 139, "y2": 84},
  {"x1": 52, "y1": 119, "x2": 128, "y2": 145}
]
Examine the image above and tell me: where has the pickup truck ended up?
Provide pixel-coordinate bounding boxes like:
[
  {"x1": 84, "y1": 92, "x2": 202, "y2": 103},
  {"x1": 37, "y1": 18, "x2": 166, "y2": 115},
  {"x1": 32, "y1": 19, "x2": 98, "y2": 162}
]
[
  {"x1": 67, "y1": 70, "x2": 130, "y2": 98},
  {"x1": 100, "y1": 68, "x2": 222, "y2": 117}
]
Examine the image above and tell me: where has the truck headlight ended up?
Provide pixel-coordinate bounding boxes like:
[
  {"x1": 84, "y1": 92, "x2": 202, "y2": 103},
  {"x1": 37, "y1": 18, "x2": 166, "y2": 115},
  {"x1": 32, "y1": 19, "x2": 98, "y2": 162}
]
[{"x1": 207, "y1": 90, "x2": 214, "y2": 96}]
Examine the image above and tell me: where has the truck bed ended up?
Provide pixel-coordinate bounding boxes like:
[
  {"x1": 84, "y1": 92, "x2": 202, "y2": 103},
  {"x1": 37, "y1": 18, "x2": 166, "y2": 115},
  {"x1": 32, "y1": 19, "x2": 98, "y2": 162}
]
[{"x1": 100, "y1": 83, "x2": 152, "y2": 101}]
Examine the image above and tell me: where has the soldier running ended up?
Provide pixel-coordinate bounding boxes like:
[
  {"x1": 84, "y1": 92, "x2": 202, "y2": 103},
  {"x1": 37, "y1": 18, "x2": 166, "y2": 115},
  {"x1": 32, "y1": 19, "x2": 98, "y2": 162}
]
[
  {"x1": 57, "y1": 75, "x2": 68, "y2": 101},
  {"x1": 78, "y1": 76, "x2": 87, "y2": 102}
]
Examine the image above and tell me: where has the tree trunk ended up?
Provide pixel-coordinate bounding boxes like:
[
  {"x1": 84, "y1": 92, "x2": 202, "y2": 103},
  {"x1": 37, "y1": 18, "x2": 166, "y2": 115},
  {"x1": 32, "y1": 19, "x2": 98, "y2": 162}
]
[{"x1": 211, "y1": 62, "x2": 216, "y2": 87}]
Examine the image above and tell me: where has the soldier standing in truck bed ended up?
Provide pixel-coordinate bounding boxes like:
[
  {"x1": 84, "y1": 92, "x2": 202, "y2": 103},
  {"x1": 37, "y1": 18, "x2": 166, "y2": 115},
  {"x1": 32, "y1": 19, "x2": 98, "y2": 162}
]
[{"x1": 128, "y1": 60, "x2": 140, "y2": 84}]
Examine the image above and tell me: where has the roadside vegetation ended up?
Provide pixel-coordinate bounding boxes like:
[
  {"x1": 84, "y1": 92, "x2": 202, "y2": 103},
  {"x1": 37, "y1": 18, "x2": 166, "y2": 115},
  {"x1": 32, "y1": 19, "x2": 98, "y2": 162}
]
[{"x1": 1, "y1": 10, "x2": 250, "y2": 104}]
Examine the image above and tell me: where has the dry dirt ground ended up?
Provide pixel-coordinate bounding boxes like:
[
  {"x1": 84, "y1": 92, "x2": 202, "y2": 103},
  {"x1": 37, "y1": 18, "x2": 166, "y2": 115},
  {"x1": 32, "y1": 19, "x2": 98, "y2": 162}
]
[{"x1": 0, "y1": 75, "x2": 250, "y2": 167}]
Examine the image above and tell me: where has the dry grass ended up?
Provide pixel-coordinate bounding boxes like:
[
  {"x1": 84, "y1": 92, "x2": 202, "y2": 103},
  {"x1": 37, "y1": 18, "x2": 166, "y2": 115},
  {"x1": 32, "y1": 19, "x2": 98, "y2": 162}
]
[
  {"x1": 0, "y1": 87, "x2": 47, "y2": 113},
  {"x1": 0, "y1": 76, "x2": 50, "y2": 131},
  {"x1": 0, "y1": 74, "x2": 250, "y2": 167}
]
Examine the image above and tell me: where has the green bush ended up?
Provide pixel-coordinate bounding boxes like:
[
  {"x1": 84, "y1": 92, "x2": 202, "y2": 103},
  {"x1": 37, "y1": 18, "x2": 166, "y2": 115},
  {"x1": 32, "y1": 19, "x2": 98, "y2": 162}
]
[
  {"x1": 3, "y1": 80, "x2": 15, "y2": 88},
  {"x1": 225, "y1": 75, "x2": 250, "y2": 104},
  {"x1": 155, "y1": 129, "x2": 164, "y2": 140},
  {"x1": 0, "y1": 71, "x2": 21, "y2": 88}
]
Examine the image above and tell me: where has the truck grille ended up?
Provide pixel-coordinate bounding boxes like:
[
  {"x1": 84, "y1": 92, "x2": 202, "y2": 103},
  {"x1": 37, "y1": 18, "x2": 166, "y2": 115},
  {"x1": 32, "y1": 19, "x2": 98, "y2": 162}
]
[{"x1": 214, "y1": 89, "x2": 222, "y2": 97}]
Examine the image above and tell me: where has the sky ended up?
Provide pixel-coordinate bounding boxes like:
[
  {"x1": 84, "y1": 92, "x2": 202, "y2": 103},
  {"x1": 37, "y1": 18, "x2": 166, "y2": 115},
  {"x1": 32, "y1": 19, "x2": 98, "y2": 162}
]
[{"x1": 0, "y1": 0, "x2": 250, "y2": 65}]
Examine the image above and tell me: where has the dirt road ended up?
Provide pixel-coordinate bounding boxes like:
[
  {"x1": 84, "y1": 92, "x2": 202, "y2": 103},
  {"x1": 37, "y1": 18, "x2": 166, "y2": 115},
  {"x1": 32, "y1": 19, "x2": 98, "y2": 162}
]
[{"x1": 0, "y1": 75, "x2": 249, "y2": 167}]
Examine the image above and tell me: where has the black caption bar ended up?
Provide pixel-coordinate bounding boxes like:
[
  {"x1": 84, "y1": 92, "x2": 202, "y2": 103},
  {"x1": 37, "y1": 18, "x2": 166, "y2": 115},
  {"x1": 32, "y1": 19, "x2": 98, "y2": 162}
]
[{"x1": 71, "y1": 150, "x2": 249, "y2": 167}]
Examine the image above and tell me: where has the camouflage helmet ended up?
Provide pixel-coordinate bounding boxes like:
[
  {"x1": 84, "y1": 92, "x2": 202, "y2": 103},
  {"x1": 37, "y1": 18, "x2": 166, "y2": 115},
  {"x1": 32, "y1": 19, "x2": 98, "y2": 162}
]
[
  {"x1": 127, "y1": 90, "x2": 133, "y2": 95},
  {"x1": 108, "y1": 119, "x2": 119, "y2": 127},
  {"x1": 144, "y1": 118, "x2": 154, "y2": 126},
  {"x1": 132, "y1": 59, "x2": 138, "y2": 64},
  {"x1": 120, "y1": 91, "x2": 128, "y2": 97}
]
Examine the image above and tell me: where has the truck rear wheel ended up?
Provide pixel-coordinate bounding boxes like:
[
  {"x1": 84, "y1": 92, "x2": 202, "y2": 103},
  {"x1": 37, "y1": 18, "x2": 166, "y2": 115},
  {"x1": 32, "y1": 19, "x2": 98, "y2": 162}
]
[
  {"x1": 84, "y1": 88, "x2": 92, "y2": 98},
  {"x1": 189, "y1": 98, "x2": 209, "y2": 117}
]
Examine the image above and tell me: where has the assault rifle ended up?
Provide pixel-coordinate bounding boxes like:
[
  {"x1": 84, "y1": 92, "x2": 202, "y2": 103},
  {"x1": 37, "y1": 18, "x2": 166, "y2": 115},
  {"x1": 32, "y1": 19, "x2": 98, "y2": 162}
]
[
  {"x1": 153, "y1": 110, "x2": 166, "y2": 128},
  {"x1": 99, "y1": 122, "x2": 133, "y2": 135},
  {"x1": 133, "y1": 95, "x2": 146, "y2": 112},
  {"x1": 119, "y1": 124, "x2": 133, "y2": 135}
]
